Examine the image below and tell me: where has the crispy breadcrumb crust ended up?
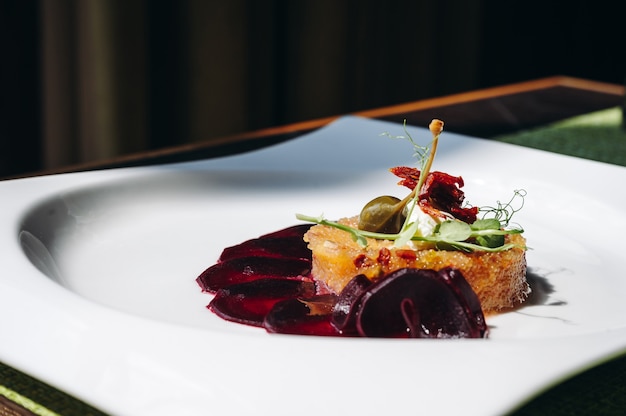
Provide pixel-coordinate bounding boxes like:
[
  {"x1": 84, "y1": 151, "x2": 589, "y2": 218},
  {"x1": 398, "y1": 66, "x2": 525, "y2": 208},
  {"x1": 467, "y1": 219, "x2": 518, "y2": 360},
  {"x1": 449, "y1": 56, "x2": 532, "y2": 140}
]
[{"x1": 304, "y1": 217, "x2": 529, "y2": 314}]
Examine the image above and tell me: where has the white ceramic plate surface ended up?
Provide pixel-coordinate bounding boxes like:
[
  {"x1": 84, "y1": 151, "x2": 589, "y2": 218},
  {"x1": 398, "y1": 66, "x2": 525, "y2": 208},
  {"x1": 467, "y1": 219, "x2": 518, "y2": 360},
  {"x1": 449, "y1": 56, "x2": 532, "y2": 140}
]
[{"x1": 2, "y1": 116, "x2": 625, "y2": 416}]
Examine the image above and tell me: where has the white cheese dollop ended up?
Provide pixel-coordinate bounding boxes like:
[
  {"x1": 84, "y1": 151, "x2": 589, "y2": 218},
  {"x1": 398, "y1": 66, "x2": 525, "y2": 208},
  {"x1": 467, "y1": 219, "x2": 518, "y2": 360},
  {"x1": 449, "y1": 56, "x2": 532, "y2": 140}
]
[
  {"x1": 403, "y1": 199, "x2": 453, "y2": 238},
  {"x1": 405, "y1": 201, "x2": 438, "y2": 237}
]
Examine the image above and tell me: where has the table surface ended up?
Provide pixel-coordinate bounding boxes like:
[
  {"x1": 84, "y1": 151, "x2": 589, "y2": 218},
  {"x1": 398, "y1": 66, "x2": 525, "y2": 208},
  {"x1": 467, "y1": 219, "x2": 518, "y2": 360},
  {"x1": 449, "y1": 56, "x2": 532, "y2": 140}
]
[
  {"x1": 1, "y1": 76, "x2": 625, "y2": 416},
  {"x1": 7, "y1": 75, "x2": 624, "y2": 180}
]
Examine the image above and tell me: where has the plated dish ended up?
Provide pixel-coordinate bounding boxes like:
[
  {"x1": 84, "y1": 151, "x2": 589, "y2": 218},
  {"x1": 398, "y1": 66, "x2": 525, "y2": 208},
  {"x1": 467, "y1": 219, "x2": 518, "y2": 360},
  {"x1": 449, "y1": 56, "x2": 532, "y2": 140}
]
[{"x1": 2, "y1": 116, "x2": 626, "y2": 415}]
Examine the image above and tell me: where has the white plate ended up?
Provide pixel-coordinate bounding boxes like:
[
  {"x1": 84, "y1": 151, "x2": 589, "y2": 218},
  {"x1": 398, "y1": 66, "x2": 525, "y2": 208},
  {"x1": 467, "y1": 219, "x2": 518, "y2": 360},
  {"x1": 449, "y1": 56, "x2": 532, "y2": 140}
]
[{"x1": 2, "y1": 116, "x2": 625, "y2": 416}]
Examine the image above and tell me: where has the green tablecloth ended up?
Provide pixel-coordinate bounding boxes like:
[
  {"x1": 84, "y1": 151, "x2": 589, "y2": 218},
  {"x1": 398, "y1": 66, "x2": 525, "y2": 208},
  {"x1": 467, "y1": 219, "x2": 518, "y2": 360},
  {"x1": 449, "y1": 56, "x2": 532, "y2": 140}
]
[
  {"x1": 2, "y1": 108, "x2": 625, "y2": 416},
  {"x1": 494, "y1": 106, "x2": 626, "y2": 167}
]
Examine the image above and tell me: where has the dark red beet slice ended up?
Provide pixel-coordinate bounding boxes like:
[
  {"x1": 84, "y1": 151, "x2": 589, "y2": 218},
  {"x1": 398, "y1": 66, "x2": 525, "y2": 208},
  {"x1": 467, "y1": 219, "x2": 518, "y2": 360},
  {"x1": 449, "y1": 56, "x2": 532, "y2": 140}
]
[
  {"x1": 355, "y1": 268, "x2": 487, "y2": 338},
  {"x1": 197, "y1": 257, "x2": 312, "y2": 293},
  {"x1": 219, "y1": 236, "x2": 311, "y2": 262},
  {"x1": 209, "y1": 279, "x2": 316, "y2": 327},
  {"x1": 264, "y1": 295, "x2": 340, "y2": 336},
  {"x1": 331, "y1": 274, "x2": 373, "y2": 334},
  {"x1": 197, "y1": 224, "x2": 489, "y2": 339}
]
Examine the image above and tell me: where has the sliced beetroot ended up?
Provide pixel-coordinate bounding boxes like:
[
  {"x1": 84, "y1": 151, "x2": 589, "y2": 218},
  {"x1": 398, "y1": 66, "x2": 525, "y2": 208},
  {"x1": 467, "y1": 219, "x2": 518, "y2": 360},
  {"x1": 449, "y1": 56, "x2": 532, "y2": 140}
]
[
  {"x1": 355, "y1": 268, "x2": 487, "y2": 338},
  {"x1": 197, "y1": 224, "x2": 489, "y2": 339},
  {"x1": 264, "y1": 295, "x2": 340, "y2": 336},
  {"x1": 259, "y1": 224, "x2": 312, "y2": 239},
  {"x1": 331, "y1": 274, "x2": 373, "y2": 334},
  {"x1": 196, "y1": 257, "x2": 312, "y2": 293},
  {"x1": 219, "y1": 236, "x2": 311, "y2": 262},
  {"x1": 209, "y1": 279, "x2": 316, "y2": 327}
]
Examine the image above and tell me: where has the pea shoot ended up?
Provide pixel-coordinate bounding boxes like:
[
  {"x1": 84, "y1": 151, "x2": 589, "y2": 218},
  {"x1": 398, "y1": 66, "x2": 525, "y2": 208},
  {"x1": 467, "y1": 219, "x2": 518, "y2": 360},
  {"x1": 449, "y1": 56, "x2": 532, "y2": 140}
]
[{"x1": 296, "y1": 120, "x2": 526, "y2": 252}]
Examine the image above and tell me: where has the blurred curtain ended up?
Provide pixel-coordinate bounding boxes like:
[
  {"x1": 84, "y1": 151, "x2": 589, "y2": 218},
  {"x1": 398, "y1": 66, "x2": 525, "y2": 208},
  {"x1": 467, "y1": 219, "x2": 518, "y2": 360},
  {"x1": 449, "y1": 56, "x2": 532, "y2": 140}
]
[
  {"x1": 3, "y1": 0, "x2": 623, "y2": 178},
  {"x1": 41, "y1": 0, "x2": 148, "y2": 168},
  {"x1": 0, "y1": 1, "x2": 42, "y2": 176},
  {"x1": 19, "y1": 0, "x2": 485, "y2": 174}
]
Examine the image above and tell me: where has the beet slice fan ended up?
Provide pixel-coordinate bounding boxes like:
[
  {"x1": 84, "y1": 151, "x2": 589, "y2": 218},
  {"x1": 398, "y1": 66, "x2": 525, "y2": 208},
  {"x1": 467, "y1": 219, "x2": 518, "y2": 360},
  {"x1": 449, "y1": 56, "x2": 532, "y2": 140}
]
[
  {"x1": 354, "y1": 267, "x2": 487, "y2": 338},
  {"x1": 331, "y1": 274, "x2": 372, "y2": 334},
  {"x1": 197, "y1": 225, "x2": 313, "y2": 293},
  {"x1": 264, "y1": 295, "x2": 340, "y2": 336},
  {"x1": 197, "y1": 256, "x2": 312, "y2": 293},
  {"x1": 197, "y1": 224, "x2": 488, "y2": 339},
  {"x1": 219, "y1": 225, "x2": 312, "y2": 262},
  {"x1": 209, "y1": 279, "x2": 316, "y2": 327},
  {"x1": 258, "y1": 224, "x2": 313, "y2": 239}
]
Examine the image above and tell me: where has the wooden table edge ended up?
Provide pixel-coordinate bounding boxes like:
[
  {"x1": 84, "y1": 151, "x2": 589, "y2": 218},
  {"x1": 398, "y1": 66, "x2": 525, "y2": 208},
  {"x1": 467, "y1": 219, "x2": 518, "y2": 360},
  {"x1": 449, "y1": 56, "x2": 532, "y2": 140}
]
[{"x1": 4, "y1": 76, "x2": 624, "y2": 180}]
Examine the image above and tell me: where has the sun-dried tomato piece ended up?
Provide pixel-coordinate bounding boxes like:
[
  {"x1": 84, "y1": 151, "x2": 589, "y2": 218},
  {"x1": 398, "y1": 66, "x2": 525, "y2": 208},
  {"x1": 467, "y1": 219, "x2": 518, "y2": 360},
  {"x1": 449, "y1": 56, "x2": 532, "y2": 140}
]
[
  {"x1": 419, "y1": 171, "x2": 478, "y2": 223},
  {"x1": 389, "y1": 166, "x2": 421, "y2": 189},
  {"x1": 390, "y1": 167, "x2": 478, "y2": 223},
  {"x1": 377, "y1": 247, "x2": 391, "y2": 266}
]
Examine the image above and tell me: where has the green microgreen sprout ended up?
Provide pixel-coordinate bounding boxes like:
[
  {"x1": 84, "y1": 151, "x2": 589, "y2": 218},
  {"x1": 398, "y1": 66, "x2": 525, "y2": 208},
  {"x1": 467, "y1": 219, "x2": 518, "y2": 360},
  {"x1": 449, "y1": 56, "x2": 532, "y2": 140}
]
[
  {"x1": 296, "y1": 120, "x2": 526, "y2": 252},
  {"x1": 380, "y1": 119, "x2": 430, "y2": 164},
  {"x1": 295, "y1": 213, "x2": 524, "y2": 252},
  {"x1": 394, "y1": 119, "x2": 443, "y2": 247},
  {"x1": 479, "y1": 189, "x2": 527, "y2": 228}
]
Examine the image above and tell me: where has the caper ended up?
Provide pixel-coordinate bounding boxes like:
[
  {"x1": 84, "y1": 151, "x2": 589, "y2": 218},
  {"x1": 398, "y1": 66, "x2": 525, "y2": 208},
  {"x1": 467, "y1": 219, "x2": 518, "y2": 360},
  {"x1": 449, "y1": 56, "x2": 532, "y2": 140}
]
[{"x1": 358, "y1": 195, "x2": 406, "y2": 234}]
